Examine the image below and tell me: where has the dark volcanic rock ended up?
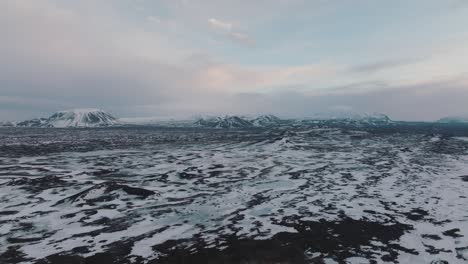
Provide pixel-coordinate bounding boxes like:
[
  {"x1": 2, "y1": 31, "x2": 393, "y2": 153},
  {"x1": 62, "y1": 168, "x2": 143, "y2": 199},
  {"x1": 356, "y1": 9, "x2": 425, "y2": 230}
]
[
  {"x1": 422, "y1": 234, "x2": 442, "y2": 240},
  {"x1": 442, "y1": 228, "x2": 463, "y2": 238},
  {"x1": 404, "y1": 208, "x2": 429, "y2": 221},
  {"x1": 456, "y1": 246, "x2": 468, "y2": 260},
  {"x1": 152, "y1": 217, "x2": 415, "y2": 264},
  {"x1": 0, "y1": 210, "x2": 18, "y2": 216},
  {"x1": 0, "y1": 246, "x2": 31, "y2": 264},
  {"x1": 37, "y1": 240, "x2": 136, "y2": 264}
]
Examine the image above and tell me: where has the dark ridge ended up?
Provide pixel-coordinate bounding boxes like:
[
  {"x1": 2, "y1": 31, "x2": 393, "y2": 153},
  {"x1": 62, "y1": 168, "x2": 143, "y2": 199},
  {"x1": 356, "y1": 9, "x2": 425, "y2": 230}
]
[
  {"x1": 6, "y1": 176, "x2": 68, "y2": 192},
  {"x1": 54, "y1": 181, "x2": 156, "y2": 206},
  {"x1": 422, "y1": 234, "x2": 442, "y2": 240},
  {"x1": 0, "y1": 210, "x2": 18, "y2": 216},
  {"x1": 36, "y1": 240, "x2": 136, "y2": 264}
]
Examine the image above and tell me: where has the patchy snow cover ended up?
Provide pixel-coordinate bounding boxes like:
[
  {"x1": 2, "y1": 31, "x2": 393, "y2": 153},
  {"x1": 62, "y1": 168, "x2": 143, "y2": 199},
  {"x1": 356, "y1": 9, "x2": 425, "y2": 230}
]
[{"x1": 0, "y1": 126, "x2": 468, "y2": 263}]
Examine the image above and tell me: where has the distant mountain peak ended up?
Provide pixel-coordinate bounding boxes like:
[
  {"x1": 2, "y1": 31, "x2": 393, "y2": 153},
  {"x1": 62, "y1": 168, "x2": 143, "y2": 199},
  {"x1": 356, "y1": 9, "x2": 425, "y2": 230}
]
[
  {"x1": 251, "y1": 114, "x2": 281, "y2": 127},
  {"x1": 309, "y1": 111, "x2": 391, "y2": 122},
  {"x1": 437, "y1": 116, "x2": 468, "y2": 124},
  {"x1": 195, "y1": 115, "x2": 253, "y2": 129},
  {"x1": 298, "y1": 111, "x2": 393, "y2": 127},
  {"x1": 195, "y1": 114, "x2": 282, "y2": 129},
  {"x1": 17, "y1": 109, "x2": 118, "y2": 128}
]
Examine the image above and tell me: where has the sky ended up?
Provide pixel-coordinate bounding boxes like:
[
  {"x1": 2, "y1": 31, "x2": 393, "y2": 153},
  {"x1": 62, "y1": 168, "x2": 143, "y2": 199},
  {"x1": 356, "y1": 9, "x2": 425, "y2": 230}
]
[{"x1": 1, "y1": 0, "x2": 468, "y2": 121}]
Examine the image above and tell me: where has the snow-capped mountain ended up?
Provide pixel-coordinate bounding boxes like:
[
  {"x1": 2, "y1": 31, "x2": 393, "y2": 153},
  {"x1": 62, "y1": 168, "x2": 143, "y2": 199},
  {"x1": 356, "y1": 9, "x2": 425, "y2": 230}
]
[
  {"x1": 195, "y1": 115, "x2": 254, "y2": 129},
  {"x1": 195, "y1": 114, "x2": 283, "y2": 129},
  {"x1": 17, "y1": 109, "x2": 119, "y2": 128},
  {"x1": 0, "y1": 121, "x2": 15, "y2": 127},
  {"x1": 15, "y1": 118, "x2": 49, "y2": 128},
  {"x1": 194, "y1": 112, "x2": 393, "y2": 129},
  {"x1": 437, "y1": 116, "x2": 468, "y2": 124},
  {"x1": 7, "y1": 111, "x2": 396, "y2": 129},
  {"x1": 251, "y1": 114, "x2": 282, "y2": 127}
]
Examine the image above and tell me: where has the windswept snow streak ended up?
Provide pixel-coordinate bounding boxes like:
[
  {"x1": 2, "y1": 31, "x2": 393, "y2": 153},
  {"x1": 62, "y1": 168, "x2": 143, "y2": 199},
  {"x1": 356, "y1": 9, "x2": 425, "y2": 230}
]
[{"x1": 0, "y1": 127, "x2": 467, "y2": 263}]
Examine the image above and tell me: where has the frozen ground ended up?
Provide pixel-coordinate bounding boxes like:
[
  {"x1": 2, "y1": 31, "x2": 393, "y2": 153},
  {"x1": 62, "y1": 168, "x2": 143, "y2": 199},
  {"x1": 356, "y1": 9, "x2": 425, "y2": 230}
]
[{"x1": 0, "y1": 126, "x2": 467, "y2": 264}]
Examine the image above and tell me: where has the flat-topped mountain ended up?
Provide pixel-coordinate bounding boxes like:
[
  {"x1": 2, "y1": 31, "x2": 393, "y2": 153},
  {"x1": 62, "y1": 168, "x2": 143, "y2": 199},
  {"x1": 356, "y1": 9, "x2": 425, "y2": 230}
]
[{"x1": 16, "y1": 109, "x2": 118, "y2": 128}]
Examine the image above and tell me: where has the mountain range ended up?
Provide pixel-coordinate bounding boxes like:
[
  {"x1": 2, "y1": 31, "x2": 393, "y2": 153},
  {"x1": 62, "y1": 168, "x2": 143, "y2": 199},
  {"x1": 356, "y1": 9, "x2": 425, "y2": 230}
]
[
  {"x1": 194, "y1": 114, "x2": 282, "y2": 129},
  {"x1": 2, "y1": 108, "x2": 467, "y2": 129}
]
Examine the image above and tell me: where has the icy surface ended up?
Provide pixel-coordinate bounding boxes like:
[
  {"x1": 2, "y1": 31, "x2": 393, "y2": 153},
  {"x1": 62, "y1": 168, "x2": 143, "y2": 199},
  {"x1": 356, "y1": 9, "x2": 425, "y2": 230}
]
[{"x1": 0, "y1": 126, "x2": 467, "y2": 263}]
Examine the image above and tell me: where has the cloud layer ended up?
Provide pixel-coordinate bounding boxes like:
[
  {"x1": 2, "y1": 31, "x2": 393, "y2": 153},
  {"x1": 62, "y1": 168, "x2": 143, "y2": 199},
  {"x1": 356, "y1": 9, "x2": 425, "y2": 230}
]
[
  {"x1": 208, "y1": 18, "x2": 254, "y2": 46},
  {"x1": 0, "y1": 0, "x2": 467, "y2": 121}
]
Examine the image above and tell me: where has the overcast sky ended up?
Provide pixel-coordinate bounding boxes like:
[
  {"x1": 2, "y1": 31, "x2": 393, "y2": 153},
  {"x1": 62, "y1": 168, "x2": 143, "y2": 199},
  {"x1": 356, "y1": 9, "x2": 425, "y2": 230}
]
[{"x1": 1, "y1": 0, "x2": 468, "y2": 121}]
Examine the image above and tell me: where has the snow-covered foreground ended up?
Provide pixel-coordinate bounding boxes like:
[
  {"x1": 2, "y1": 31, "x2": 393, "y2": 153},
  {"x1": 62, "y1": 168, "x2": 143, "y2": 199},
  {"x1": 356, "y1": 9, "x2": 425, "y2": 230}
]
[{"x1": 0, "y1": 127, "x2": 467, "y2": 263}]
